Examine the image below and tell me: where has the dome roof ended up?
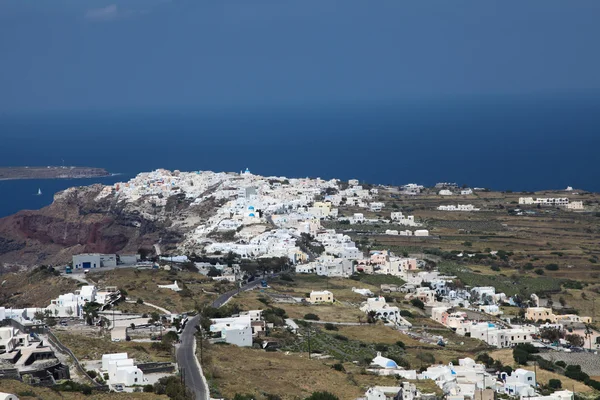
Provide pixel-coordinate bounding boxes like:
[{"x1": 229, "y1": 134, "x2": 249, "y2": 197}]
[{"x1": 371, "y1": 352, "x2": 398, "y2": 369}]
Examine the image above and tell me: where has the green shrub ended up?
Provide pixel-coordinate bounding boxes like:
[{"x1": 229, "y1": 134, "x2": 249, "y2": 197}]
[
  {"x1": 324, "y1": 323, "x2": 338, "y2": 331},
  {"x1": 396, "y1": 340, "x2": 405, "y2": 349},
  {"x1": 374, "y1": 343, "x2": 388, "y2": 352},
  {"x1": 333, "y1": 334, "x2": 348, "y2": 341},
  {"x1": 555, "y1": 360, "x2": 567, "y2": 368},
  {"x1": 304, "y1": 313, "x2": 320, "y2": 321},
  {"x1": 537, "y1": 358, "x2": 555, "y2": 371},
  {"x1": 410, "y1": 299, "x2": 425, "y2": 309},
  {"x1": 400, "y1": 310, "x2": 413, "y2": 318},
  {"x1": 143, "y1": 385, "x2": 154, "y2": 393},
  {"x1": 549, "y1": 379, "x2": 562, "y2": 389},
  {"x1": 332, "y1": 363, "x2": 345, "y2": 372},
  {"x1": 545, "y1": 264, "x2": 559, "y2": 271},
  {"x1": 86, "y1": 370, "x2": 97, "y2": 379},
  {"x1": 564, "y1": 365, "x2": 589, "y2": 382}
]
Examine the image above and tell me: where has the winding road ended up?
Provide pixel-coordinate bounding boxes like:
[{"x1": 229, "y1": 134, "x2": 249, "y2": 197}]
[{"x1": 177, "y1": 277, "x2": 268, "y2": 400}]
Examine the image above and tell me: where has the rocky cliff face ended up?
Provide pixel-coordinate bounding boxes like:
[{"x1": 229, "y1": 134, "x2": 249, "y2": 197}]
[{"x1": 0, "y1": 185, "x2": 197, "y2": 266}]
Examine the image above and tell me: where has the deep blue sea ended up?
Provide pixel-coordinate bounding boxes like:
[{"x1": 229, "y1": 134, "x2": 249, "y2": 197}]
[{"x1": 1, "y1": 95, "x2": 600, "y2": 218}]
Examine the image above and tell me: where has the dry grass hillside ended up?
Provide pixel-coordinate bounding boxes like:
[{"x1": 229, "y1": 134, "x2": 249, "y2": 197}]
[
  {"x1": 0, "y1": 266, "x2": 79, "y2": 308},
  {"x1": 86, "y1": 268, "x2": 223, "y2": 313}
]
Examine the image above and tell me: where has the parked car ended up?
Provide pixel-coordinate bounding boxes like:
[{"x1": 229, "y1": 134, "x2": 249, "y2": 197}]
[{"x1": 113, "y1": 384, "x2": 124, "y2": 392}]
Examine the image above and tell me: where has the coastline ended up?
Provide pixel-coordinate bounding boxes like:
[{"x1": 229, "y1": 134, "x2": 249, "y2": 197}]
[{"x1": 0, "y1": 166, "x2": 111, "y2": 181}]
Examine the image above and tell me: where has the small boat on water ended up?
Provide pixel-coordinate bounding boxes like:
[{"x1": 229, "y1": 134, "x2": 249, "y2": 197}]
[{"x1": 36, "y1": 188, "x2": 42, "y2": 196}]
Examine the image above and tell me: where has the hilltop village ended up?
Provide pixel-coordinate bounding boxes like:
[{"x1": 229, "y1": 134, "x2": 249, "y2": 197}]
[{"x1": 2, "y1": 168, "x2": 600, "y2": 400}]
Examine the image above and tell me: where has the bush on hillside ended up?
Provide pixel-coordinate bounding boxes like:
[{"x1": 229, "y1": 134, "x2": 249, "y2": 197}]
[{"x1": 548, "y1": 379, "x2": 562, "y2": 389}]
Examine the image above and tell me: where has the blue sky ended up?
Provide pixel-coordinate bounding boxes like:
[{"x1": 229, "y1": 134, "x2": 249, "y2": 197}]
[{"x1": 1, "y1": 0, "x2": 600, "y2": 112}]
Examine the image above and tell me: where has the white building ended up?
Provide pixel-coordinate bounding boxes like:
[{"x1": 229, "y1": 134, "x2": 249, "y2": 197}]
[
  {"x1": 439, "y1": 190, "x2": 453, "y2": 196},
  {"x1": 72, "y1": 253, "x2": 117, "y2": 269},
  {"x1": 519, "y1": 197, "x2": 570, "y2": 206},
  {"x1": 500, "y1": 368, "x2": 536, "y2": 397},
  {"x1": 45, "y1": 285, "x2": 110, "y2": 318},
  {"x1": 315, "y1": 258, "x2": 354, "y2": 277},
  {"x1": 352, "y1": 213, "x2": 365, "y2": 223},
  {"x1": 402, "y1": 184, "x2": 424, "y2": 194},
  {"x1": 390, "y1": 212, "x2": 419, "y2": 226},
  {"x1": 307, "y1": 290, "x2": 334, "y2": 303},
  {"x1": 352, "y1": 287, "x2": 374, "y2": 297},
  {"x1": 437, "y1": 204, "x2": 480, "y2": 212},
  {"x1": 458, "y1": 322, "x2": 536, "y2": 348},
  {"x1": 210, "y1": 315, "x2": 253, "y2": 347},
  {"x1": 370, "y1": 202, "x2": 385, "y2": 212},
  {"x1": 360, "y1": 297, "x2": 411, "y2": 327},
  {"x1": 295, "y1": 264, "x2": 316, "y2": 274},
  {"x1": 102, "y1": 353, "x2": 144, "y2": 387},
  {"x1": 157, "y1": 281, "x2": 181, "y2": 292},
  {"x1": 566, "y1": 201, "x2": 584, "y2": 210},
  {"x1": 0, "y1": 327, "x2": 19, "y2": 353}
]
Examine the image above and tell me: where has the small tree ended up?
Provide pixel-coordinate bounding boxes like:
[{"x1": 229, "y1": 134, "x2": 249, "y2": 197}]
[
  {"x1": 565, "y1": 334, "x2": 584, "y2": 347},
  {"x1": 331, "y1": 363, "x2": 344, "y2": 372},
  {"x1": 304, "y1": 313, "x2": 320, "y2": 321},
  {"x1": 324, "y1": 323, "x2": 338, "y2": 331},
  {"x1": 548, "y1": 379, "x2": 562, "y2": 389},
  {"x1": 539, "y1": 327, "x2": 563, "y2": 342},
  {"x1": 410, "y1": 298, "x2": 425, "y2": 309}
]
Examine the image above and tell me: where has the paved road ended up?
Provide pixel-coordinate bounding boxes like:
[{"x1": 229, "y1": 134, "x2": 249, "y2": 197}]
[{"x1": 177, "y1": 277, "x2": 268, "y2": 399}]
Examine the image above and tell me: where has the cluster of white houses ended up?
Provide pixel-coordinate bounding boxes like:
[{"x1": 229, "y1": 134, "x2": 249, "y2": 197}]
[
  {"x1": 1, "y1": 284, "x2": 119, "y2": 323},
  {"x1": 94, "y1": 168, "x2": 432, "y2": 263},
  {"x1": 363, "y1": 354, "x2": 574, "y2": 400}
]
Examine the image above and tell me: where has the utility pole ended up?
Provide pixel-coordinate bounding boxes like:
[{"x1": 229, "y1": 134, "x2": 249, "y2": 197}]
[
  {"x1": 533, "y1": 359, "x2": 537, "y2": 390},
  {"x1": 199, "y1": 329, "x2": 204, "y2": 365},
  {"x1": 307, "y1": 324, "x2": 312, "y2": 359}
]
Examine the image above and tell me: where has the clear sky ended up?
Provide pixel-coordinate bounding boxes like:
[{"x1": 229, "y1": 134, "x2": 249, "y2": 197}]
[{"x1": 1, "y1": 0, "x2": 600, "y2": 113}]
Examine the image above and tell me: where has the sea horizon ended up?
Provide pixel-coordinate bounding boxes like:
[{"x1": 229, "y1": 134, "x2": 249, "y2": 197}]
[{"x1": 1, "y1": 95, "x2": 599, "y2": 218}]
